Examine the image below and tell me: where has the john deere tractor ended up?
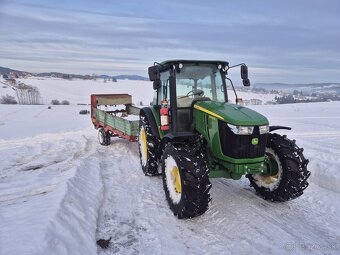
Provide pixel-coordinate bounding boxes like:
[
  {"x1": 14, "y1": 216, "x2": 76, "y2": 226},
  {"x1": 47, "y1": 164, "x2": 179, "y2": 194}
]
[{"x1": 138, "y1": 60, "x2": 310, "y2": 219}]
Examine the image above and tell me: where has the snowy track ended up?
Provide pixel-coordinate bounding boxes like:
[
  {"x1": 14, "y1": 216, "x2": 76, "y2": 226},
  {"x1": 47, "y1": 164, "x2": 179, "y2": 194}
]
[{"x1": 1, "y1": 101, "x2": 340, "y2": 255}]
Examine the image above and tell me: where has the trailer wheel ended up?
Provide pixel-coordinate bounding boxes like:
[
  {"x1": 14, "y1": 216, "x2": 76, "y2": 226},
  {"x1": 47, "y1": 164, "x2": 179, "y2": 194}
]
[
  {"x1": 162, "y1": 142, "x2": 211, "y2": 219},
  {"x1": 138, "y1": 115, "x2": 159, "y2": 176},
  {"x1": 98, "y1": 127, "x2": 110, "y2": 146},
  {"x1": 247, "y1": 133, "x2": 310, "y2": 201}
]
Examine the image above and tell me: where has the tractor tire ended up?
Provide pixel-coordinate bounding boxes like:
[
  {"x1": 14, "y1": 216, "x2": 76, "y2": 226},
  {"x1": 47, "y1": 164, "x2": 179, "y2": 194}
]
[
  {"x1": 98, "y1": 127, "x2": 110, "y2": 146},
  {"x1": 161, "y1": 142, "x2": 211, "y2": 219},
  {"x1": 246, "y1": 133, "x2": 310, "y2": 202},
  {"x1": 138, "y1": 115, "x2": 159, "y2": 176}
]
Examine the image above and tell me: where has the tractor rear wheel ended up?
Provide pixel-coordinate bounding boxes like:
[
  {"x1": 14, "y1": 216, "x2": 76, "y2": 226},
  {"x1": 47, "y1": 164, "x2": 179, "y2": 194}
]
[
  {"x1": 98, "y1": 127, "x2": 110, "y2": 146},
  {"x1": 247, "y1": 133, "x2": 310, "y2": 201},
  {"x1": 138, "y1": 115, "x2": 159, "y2": 176},
  {"x1": 161, "y1": 142, "x2": 211, "y2": 218}
]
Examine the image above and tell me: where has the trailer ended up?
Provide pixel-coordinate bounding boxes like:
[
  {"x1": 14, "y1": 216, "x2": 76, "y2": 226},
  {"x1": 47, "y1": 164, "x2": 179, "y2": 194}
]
[{"x1": 91, "y1": 94, "x2": 140, "y2": 144}]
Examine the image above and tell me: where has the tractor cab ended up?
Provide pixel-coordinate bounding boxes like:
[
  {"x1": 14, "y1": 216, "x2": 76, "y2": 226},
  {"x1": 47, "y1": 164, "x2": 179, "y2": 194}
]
[{"x1": 149, "y1": 60, "x2": 249, "y2": 132}]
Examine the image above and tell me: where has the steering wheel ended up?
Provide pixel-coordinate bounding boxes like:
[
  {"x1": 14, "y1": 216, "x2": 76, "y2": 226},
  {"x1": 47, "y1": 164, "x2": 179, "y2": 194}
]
[{"x1": 178, "y1": 89, "x2": 204, "y2": 99}]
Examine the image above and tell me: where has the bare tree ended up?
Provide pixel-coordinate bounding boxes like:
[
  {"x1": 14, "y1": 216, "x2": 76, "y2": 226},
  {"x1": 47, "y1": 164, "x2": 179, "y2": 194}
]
[{"x1": 15, "y1": 84, "x2": 42, "y2": 104}]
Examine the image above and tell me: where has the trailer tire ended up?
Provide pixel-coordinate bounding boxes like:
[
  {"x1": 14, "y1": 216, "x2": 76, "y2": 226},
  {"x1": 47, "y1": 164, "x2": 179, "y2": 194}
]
[
  {"x1": 247, "y1": 133, "x2": 310, "y2": 201},
  {"x1": 98, "y1": 127, "x2": 110, "y2": 146},
  {"x1": 162, "y1": 142, "x2": 211, "y2": 219},
  {"x1": 138, "y1": 115, "x2": 159, "y2": 176}
]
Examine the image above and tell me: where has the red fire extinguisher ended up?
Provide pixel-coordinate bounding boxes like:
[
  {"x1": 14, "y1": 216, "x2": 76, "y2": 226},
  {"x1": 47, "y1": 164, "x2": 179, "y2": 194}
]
[{"x1": 160, "y1": 100, "x2": 169, "y2": 131}]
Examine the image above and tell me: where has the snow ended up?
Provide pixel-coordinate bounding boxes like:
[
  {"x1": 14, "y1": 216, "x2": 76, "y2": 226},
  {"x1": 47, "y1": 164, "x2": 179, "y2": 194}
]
[
  {"x1": 14, "y1": 77, "x2": 154, "y2": 105},
  {"x1": 0, "y1": 78, "x2": 340, "y2": 255},
  {"x1": 0, "y1": 105, "x2": 92, "y2": 140},
  {"x1": 122, "y1": 114, "x2": 140, "y2": 121}
]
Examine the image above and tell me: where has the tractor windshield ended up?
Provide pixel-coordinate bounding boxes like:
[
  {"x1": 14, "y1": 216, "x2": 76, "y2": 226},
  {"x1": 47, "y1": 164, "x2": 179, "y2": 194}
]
[{"x1": 176, "y1": 63, "x2": 225, "y2": 108}]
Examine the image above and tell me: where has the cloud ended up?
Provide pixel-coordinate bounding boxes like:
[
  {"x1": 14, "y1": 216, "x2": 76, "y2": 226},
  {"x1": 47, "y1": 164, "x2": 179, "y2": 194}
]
[{"x1": 0, "y1": 0, "x2": 339, "y2": 82}]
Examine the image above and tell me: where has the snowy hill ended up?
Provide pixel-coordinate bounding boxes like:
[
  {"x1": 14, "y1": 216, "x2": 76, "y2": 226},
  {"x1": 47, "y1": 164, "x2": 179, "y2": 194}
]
[
  {"x1": 1, "y1": 79, "x2": 340, "y2": 255},
  {"x1": 254, "y1": 82, "x2": 340, "y2": 95}
]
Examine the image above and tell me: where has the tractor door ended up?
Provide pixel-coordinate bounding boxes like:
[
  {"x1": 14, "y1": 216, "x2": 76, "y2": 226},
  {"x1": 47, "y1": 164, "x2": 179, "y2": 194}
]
[{"x1": 175, "y1": 64, "x2": 225, "y2": 132}]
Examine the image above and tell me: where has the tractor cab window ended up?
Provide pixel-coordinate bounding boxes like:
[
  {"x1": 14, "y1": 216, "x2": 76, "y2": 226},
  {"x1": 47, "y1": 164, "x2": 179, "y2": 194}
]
[
  {"x1": 153, "y1": 70, "x2": 170, "y2": 106},
  {"x1": 176, "y1": 63, "x2": 225, "y2": 108}
]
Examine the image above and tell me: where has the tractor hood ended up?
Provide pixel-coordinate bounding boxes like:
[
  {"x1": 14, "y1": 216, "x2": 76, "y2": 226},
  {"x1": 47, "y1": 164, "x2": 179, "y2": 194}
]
[{"x1": 194, "y1": 101, "x2": 269, "y2": 126}]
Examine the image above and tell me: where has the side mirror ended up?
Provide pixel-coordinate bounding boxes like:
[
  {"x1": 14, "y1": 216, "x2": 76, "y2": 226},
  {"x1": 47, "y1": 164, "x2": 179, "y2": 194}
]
[
  {"x1": 153, "y1": 79, "x2": 162, "y2": 90},
  {"x1": 241, "y1": 65, "x2": 248, "y2": 80},
  {"x1": 148, "y1": 66, "x2": 160, "y2": 81},
  {"x1": 243, "y1": 78, "x2": 250, "y2": 87}
]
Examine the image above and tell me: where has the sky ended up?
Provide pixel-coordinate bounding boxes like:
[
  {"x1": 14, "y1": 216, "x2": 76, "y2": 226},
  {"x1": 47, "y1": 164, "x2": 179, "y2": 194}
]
[{"x1": 0, "y1": 0, "x2": 339, "y2": 83}]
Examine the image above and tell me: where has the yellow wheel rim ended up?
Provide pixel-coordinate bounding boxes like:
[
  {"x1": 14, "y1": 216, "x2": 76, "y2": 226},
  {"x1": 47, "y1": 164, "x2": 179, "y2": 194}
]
[
  {"x1": 253, "y1": 148, "x2": 282, "y2": 190},
  {"x1": 171, "y1": 166, "x2": 182, "y2": 193},
  {"x1": 140, "y1": 127, "x2": 148, "y2": 164},
  {"x1": 258, "y1": 172, "x2": 279, "y2": 185}
]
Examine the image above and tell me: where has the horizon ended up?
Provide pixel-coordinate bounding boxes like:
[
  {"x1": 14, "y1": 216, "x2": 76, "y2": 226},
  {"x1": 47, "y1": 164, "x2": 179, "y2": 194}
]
[
  {"x1": 0, "y1": 0, "x2": 339, "y2": 83},
  {"x1": 1, "y1": 65, "x2": 340, "y2": 85}
]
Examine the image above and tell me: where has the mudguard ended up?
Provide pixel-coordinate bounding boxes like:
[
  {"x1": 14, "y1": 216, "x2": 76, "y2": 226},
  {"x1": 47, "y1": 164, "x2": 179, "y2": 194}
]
[
  {"x1": 140, "y1": 107, "x2": 160, "y2": 139},
  {"x1": 269, "y1": 125, "x2": 292, "y2": 132}
]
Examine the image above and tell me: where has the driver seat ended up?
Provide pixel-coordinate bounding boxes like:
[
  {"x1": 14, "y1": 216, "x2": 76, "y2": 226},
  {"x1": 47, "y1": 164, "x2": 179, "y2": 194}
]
[{"x1": 176, "y1": 97, "x2": 211, "y2": 132}]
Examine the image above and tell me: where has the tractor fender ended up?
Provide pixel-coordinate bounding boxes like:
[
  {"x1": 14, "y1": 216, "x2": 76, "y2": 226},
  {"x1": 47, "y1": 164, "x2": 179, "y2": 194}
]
[
  {"x1": 269, "y1": 125, "x2": 292, "y2": 132},
  {"x1": 140, "y1": 107, "x2": 160, "y2": 139},
  {"x1": 160, "y1": 132, "x2": 196, "y2": 151}
]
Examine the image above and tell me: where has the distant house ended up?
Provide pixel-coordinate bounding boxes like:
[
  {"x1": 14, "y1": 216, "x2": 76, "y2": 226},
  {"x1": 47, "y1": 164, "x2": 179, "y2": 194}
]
[
  {"x1": 243, "y1": 99, "x2": 262, "y2": 105},
  {"x1": 9, "y1": 71, "x2": 18, "y2": 79},
  {"x1": 250, "y1": 99, "x2": 263, "y2": 105}
]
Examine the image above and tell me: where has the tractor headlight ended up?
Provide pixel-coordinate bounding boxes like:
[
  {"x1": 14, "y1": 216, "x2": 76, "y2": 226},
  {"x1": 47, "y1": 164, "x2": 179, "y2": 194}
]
[
  {"x1": 227, "y1": 124, "x2": 254, "y2": 135},
  {"x1": 259, "y1": 125, "x2": 269, "y2": 134}
]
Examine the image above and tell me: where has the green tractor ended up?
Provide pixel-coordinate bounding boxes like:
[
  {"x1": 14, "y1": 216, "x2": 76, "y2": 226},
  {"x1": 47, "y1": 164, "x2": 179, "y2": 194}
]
[{"x1": 138, "y1": 60, "x2": 310, "y2": 219}]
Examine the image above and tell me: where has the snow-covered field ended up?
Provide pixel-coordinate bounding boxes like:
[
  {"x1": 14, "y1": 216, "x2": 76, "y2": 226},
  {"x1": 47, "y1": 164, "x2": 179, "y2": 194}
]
[
  {"x1": 1, "y1": 77, "x2": 276, "y2": 106},
  {"x1": 0, "y1": 78, "x2": 339, "y2": 255}
]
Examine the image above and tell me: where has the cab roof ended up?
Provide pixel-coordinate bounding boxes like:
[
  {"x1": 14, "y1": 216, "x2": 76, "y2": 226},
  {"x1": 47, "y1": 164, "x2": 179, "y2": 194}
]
[{"x1": 160, "y1": 59, "x2": 229, "y2": 66}]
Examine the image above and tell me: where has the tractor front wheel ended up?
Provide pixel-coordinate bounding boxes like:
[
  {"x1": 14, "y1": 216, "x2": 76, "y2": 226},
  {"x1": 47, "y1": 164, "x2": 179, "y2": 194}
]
[
  {"x1": 247, "y1": 133, "x2": 310, "y2": 201},
  {"x1": 162, "y1": 142, "x2": 211, "y2": 218}
]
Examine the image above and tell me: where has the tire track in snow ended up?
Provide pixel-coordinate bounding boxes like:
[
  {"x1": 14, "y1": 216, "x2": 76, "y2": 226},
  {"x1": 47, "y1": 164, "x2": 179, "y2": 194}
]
[
  {"x1": 95, "y1": 139, "x2": 167, "y2": 254},
  {"x1": 0, "y1": 133, "x2": 94, "y2": 204}
]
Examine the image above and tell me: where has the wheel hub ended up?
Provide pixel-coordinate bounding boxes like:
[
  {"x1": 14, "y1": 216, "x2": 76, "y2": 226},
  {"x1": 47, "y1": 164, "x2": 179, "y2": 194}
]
[
  {"x1": 171, "y1": 166, "x2": 182, "y2": 194},
  {"x1": 253, "y1": 148, "x2": 282, "y2": 190}
]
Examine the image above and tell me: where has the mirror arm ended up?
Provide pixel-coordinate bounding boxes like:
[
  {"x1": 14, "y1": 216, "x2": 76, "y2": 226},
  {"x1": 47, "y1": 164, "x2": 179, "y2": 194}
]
[
  {"x1": 225, "y1": 77, "x2": 238, "y2": 103},
  {"x1": 228, "y1": 63, "x2": 246, "y2": 69}
]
